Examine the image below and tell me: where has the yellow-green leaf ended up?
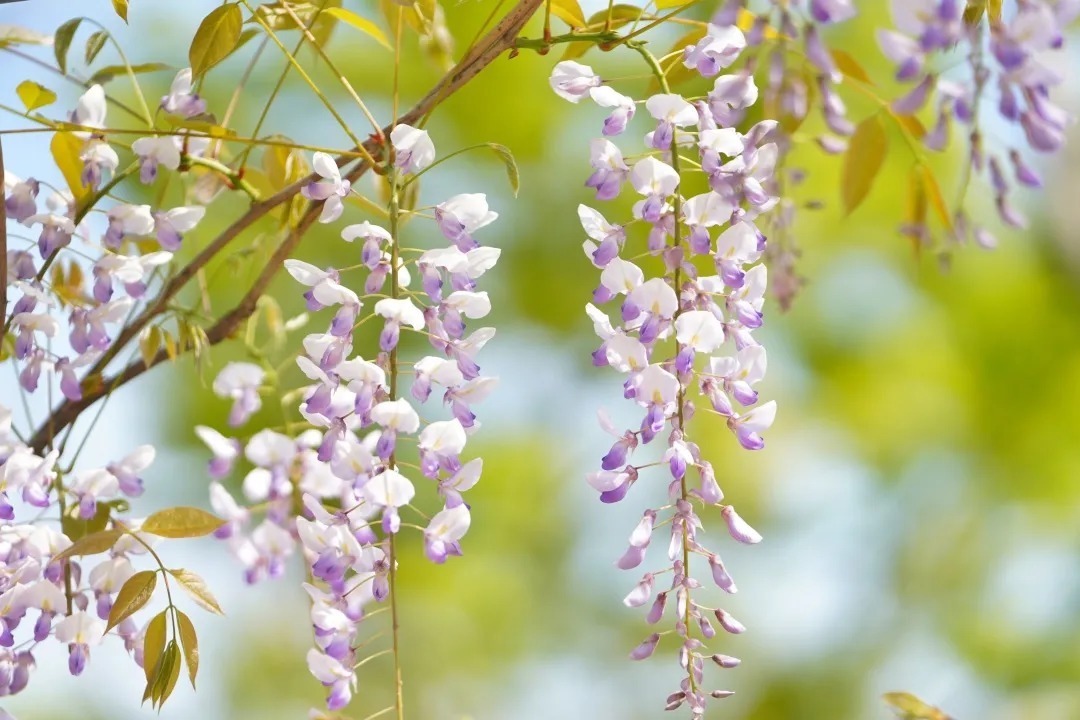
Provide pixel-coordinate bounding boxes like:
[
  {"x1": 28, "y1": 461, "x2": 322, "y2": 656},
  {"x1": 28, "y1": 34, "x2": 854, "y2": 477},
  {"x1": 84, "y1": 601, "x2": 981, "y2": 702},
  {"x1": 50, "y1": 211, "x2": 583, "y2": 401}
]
[
  {"x1": 16, "y1": 80, "x2": 57, "y2": 112},
  {"x1": 107, "y1": 570, "x2": 157, "y2": 631},
  {"x1": 52, "y1": 528, "x2": 123, "y2": 562},
  {"x1": 549, "y1": 0, "x2": 587, "y2": 28},
  {"x1": 883, "y1": 691, "x2": 949, "y2": 720},
  {"x1": 0, "y1": 25, "x2": 53, "y2": 48},
  {"x1": 141, "y1": 506, "x2": 225, "y2": 538},
  {"x1": 655, "y1": 0, "x2": 692, "y2": 8},
  {"x1": 112, "y1": 0, "x2": 129, "y2": 22},
  {"x1": 914, "y1": 164, "x2": 952, "y2": 231},
  {"x1": 189, "y1": 3, "x2": 242, "y2": 78},
  {"x1": 842, "y1": 114, "x2": 888, "y2": 215},
  {"x1": 149, "y1": 640, "x2": 181, "y2": 708},
  {"x1": 50, "y1": 131, "x2": 91, "y2": 204},
  {"x1": 139, "y1": 326, "x2": 161, "y2": 368},
  {"x1": 486, "y1": 143, "x2": 520, "y2": 198},
  {"x1": 142, "y1": 610, "x2": 168, "y2": 682},
  {"x1": 54, "y1": 18, "x2": 83, "y2": 75},
  {"x1": 84, "y1": 30, "x2": 107, "y2": 65},
  {"x1": 168, "y1": 568, "x2": 224, "y2": 615},
  {"x1": 832, "y1": 49, "x2": 872, "y2": 85},
  {"x1": 320, "y1": 7, "x2": 391, "y2": 49},
  {"x1": 88, "y1": 62, "x2": 170, "y2": 85},
  {"x1": 176, "y1": 610, "x2": 199, "y2": 688}
]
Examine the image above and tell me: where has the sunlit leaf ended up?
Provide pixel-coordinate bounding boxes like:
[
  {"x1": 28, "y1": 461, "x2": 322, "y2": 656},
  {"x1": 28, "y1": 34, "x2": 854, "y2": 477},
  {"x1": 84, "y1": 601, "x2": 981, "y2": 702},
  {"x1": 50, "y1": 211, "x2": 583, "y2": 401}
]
[
  {"x1": 549, "y1": 0, "x2": 587, "y2": 28},
  {"x1": 149, "y1": 640, "x2": 181, "y2": 708},
  {"x1": 189, "y1": 3, "x2": 242, "y2": 78},
  {"x1": 914, "y1": 164, "x2": 952, "y2": 231},
  {"x1": 16, "y1": 80, "x2": 57, "y2": 112},
  {"x1": 112, "y1": 0, "x2": 129, "y2": 23},
  {"x1": 88, "y1": 62, "x2": 170, "y2": 85},
  {"x1": 168, "y1": 568, "x2": 224, "y2": 615},
  {"x1": 52, "y1": 528, "x2": 123, "y2": 562},
  {"x1": 894, "y1": 113, "x2": 927, "y2": 139},
  {"x1": 50, "y1": 131, "x2": 91, "y2": 205},
  {"x1": 320, "y1": 7, "x2": 391, "y2": 49},
  {"x1": 842, "y1": 114, "x2": 888, "y2": 214},
  {"x1": 832, "y1": 49, "x2": 872, "y2": 85},
  {"x1": 884, "y1": 691, "x2": 950, "y2": 720},
  {"x1": 142, "y1": 610, "x2": 168, "y2": 682},
  {"x1": 140, "y1": 326, "x2": 162, "y2": 368},
  {"x1": 485, "y1": 143, "x2": 520, "y2": 197},
  {"x1": 0, "y1": 25, "x2": 53, "y2": 48},
  {"x1": 141, "y1": 506, "x2": 226, "y2": 538},
  {"x1": 107, "y1": 570, "x2": 157, "y2": 631},
  {"x1": 54, "y1": 17, "x2": 83, "y2": 75},
  {"x1": 176, "y1": 610, "x2": 200, "y2": 688},
  {"x1": 84, "y1": 30, "x2": 107, "y2": 65}
]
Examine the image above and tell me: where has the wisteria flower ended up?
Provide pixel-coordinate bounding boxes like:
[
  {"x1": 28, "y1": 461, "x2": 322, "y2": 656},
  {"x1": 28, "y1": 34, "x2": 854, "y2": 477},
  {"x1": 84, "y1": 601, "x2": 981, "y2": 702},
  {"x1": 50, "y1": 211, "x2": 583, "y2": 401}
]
[
  {"x1": 160, "y1": 68, "x2": 207, "y2": 117},
  {"x1": 154, "y1": 205, "x2": 205, "y2": 251},
  {"x1": 590, "y1": 86, "x2": 636, "y2": 136},
  {"x1": 389, "y1": 124, "x2": 435, "y2": 175},
  {"x1": 131, "y1": 136, "x2": 182, "y2": 184},
  {"x1": 435, "y1": 194, "x2": 498, "y2": 251},
  {"x1": 302, "y1": 152, "x2": 351, "y2": 223},
  {"x1": 550, "y1": 61, "x2": 601, "y2": 102},
  {"x1": 213, "y1": 362, "x2": 266, "y2": 427}
]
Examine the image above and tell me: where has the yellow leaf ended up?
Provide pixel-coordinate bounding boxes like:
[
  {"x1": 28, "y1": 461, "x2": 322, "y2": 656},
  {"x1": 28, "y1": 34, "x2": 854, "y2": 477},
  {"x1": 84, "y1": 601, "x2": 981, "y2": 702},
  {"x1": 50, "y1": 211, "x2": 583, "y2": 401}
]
[
  {"x1": 894, "y1": 113, "x2": 927, "y2": 139},
  {"x1": 141, "y1": 506, "x2": 225, "y2": 538},
  {"x1": 139, "y1": 326, "x2": 161, "y2": 368},
  {"x1": 884, "y1": 691, "x2": 949, "y2": 719},
  {"x1": 112, "y1": 0, "x2": 129, "y2": 23},
  {"x1": 168, "y1": 568, "x2": 224, "y2": 615},
  {"x1": 52, "y1": 528, "x2": 124, "y2": 562},
  {"x1": 914, "y1": 164, "x2": 952, "y2": 231},
  {"x1": 142, "y1": 610, "x2": 168, "y2": 682},
  {"x1": 16, "y1": 80, "x2": 57, "y2": 112},
  {"x1": 320, "y1": 7, "x2": 391, "y2": 50},
  {"x1": 189, "y1": 3, "x2": 242, "y2": 78},
  {"x1": 831, "y1": 49, "x2": 872, "y2": 85},
  {"x1": 549, "y1": 0, "x2": 587, "y2": 28},
  {"x1": 50, "y1": 131, "x2": 90, "y2": 205},
  {"x1": 176, "y1": 610, "x2": 200, "y2": 688},
  {"x1": 107, "y1": 570, "x2": 157, "y2": 632},
  {"x1": 842, "y1": 114, "x2": 888, "y2": 215}
]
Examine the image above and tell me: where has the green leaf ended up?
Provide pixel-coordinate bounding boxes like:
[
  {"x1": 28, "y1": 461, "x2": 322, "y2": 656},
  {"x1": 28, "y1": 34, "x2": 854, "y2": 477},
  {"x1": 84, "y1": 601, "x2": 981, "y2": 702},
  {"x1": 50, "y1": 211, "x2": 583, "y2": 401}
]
[
  {"x1": 84, "y1": 30, "x2": 108, "y2": 65},
  {"x1": 485, "y1": 143, "x2": 520, "y2": 198},
  {"x1": 16, "y1": 81, "x2": 57, "y2": 112},
  {"x1": 176, "y1": 610, "x2": 200, "y2": 688},
  {"x1": 168, "y1": 568, "x2": 224, "y2": 615},
  {"x1": 320, "y1": 7, "x2": 391, "y2": 49},
  {"x1": 89, "y1": 62, "x2": 170, "y2": 85},
  {"x1": 54, "y1": 18, "x2": 83, "y2": 75},
  {"x1": 52, "y1": 528, "x2": 123, "y2": 562},
  {"x1": 50, "y1": 131, "x2": 91, "y2": 204},
  {"x1": 107, "y1": 569, "x2": 157, "y2": 631},
  {"x1": 549, "y1": 0, "x2": 587, "y2": 28},
  {"x1": 655, "y1": 0, "x2": 693, "y2": 8},
  {"x1": 112, "y1": 0, "x2": 129, "y2": 23},
  {"x1": 0, "y1": 25, "x2": 53, "y2": 48},
  {"x1": 189, "y1": 3, "x2": 242, "y2": 78},
  {"x1": 142, "y1": 610, "x2": 168, "y2": 682},
  {"x1": 842, "y1": 114, "x2": 888, "y2": 215},
  {"x1": 141, "y1": 506, "x2": 226, "y2": 538}
]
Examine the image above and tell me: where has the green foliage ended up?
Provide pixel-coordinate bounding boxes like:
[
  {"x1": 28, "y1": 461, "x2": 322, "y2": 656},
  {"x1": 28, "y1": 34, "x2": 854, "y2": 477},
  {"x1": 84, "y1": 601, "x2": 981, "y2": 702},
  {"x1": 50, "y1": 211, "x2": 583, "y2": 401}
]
[{"x1": 190, "y1": 3, "x2": 243, "y2": 78}]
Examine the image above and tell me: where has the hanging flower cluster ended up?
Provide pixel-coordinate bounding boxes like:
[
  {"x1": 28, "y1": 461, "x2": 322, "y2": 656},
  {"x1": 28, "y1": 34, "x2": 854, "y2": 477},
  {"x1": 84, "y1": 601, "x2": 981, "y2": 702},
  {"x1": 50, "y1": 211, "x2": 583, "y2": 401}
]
[
  {"x1": 879, "y1": 0, "x2": 1078, "y2": 247},
  {"x1": 2, "y1": 71, "x2": 213, "y2": 698},
  {"x1": 198, "y1": 126, "x2": 499, "y2": 711},
  {"x1": 551, "y1": 18, "x2": 778, "y2": 719}
]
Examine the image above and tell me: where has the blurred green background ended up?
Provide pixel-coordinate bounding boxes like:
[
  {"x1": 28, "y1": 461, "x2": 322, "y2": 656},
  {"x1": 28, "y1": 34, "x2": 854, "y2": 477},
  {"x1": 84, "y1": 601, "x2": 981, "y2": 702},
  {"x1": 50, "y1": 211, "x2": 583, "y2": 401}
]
[{"x1": 1, "y1": 1, "x2": 1078, "y2": 718}]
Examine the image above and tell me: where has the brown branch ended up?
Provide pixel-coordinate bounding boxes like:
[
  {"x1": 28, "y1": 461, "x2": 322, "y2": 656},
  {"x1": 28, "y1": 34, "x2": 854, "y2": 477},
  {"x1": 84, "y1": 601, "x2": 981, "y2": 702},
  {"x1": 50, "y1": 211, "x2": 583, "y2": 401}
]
[{"x1": 27, "y1": 0, "x2": 544, "y2": 453}]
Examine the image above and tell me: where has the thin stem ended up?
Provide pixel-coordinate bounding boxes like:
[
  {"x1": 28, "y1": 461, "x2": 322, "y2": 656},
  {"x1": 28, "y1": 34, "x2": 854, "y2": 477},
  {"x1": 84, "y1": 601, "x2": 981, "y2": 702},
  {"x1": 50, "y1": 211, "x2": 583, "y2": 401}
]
[
  {"x1": 0, "y1": 46, "x2": 145, "y2": 122},
  {"x1": 386, "y1": 161, "x2": 405, "y2": 720},
  {"x1": 242, "y1": 0, "x2": 366, "y2": 149},
  {"x1": 278, "y1": 1, "x2": 384, "y2": 147}
]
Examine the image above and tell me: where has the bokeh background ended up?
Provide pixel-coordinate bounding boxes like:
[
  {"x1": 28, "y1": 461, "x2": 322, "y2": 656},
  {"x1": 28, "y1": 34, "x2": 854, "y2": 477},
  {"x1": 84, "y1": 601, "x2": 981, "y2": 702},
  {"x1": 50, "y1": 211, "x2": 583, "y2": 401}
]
[{"x1": 2, "y1": 1, "x2": 1079, "y2": 718}]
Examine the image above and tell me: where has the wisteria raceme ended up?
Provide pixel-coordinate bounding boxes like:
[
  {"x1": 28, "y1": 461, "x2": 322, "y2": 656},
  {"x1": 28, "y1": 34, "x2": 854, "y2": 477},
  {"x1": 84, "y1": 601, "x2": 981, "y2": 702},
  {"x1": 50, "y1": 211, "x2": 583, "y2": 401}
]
[
  {"x1": 551, "y1": 18, "x2": 777, "y2": 717},
  {"x1": 198, "y1": 126, "x2": 499, "y2": 713},
  {"x1": 878, "y1": 0, "x2": 1078, "y2": 247}
]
